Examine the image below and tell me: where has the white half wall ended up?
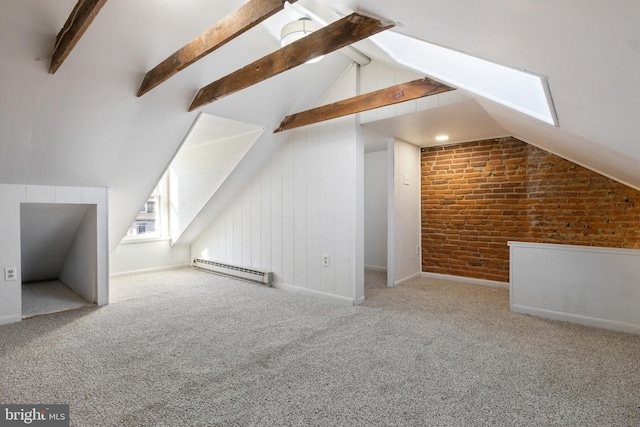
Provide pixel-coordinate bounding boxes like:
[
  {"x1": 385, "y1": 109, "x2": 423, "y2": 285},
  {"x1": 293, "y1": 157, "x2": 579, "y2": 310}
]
[
  {"x1": 509, "y1": 241, "x2": 640, "y2": 334},
  {"x1": 192, "y1": 66, "x2": 360, "y2": 304},
  {"x1": 0, "y1": 185, "x2": 108, "y2": 325},
  {"x1": 364, "y1": 150, "x2": 388, "y2": 270}
]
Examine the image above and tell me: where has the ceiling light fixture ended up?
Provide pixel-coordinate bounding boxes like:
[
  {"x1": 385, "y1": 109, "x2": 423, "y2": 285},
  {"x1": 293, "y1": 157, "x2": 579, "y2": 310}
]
[
  {"x1": 435, "y1": 135, "x2": 450, "y2": 142},
  {"x1": 280, "y1": 17, "x2": 324, "y2": 63}
]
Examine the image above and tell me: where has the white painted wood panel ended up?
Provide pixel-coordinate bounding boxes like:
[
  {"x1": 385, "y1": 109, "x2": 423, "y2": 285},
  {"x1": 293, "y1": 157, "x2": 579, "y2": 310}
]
[
  {"x1": 334, "y1": 121, "x2": 355, "y2": 299},
  {"x1": 392, "y1": 139, "x2": 421, "y2": 285},
  {"x1": 319, "y1": 125, "x2": 337, "y2": 296},
  {"x1": 168, "y1": 126, "x2": 262, "y2": 241},
  {"x1": 271, "y1": 149, "x2": 284, "y2": 284},
  {"x1": 260, "y1": 162, "x2": 272, "y2": 273},
  {"x1": 282, "y1": 140, "x2": 295, "y2": 287},
  {"x1": 25, "y1": 185, "x2": 55, "y2": 203},
  {"x1": 0, "y1": 185, "x2": 108, "y2": 325},
  {"x1": 225, "y1": 206, "x2": 233, "y2": 264},
  {"x1": 251, "y1": 177, "x2": 261, "y2": 268},
  {"x1": 509, "y1": 241, "x2": 640, "y2": 333},
  {"x1": 359, "y1": 60, "x2": 468, "y2": 125},
  {"x1": 305, "y1": 127, "x2": 321, "y2": 292},
  {"x1": 55, "y1": 186, "x2": 82, "y2": 203},
  {"x1": 241, "y1": 188, "x2": 252, "y2": 267},
  {"x1": 190, "y1": 68, "x2": 359, "y2": 303},
  {"x1": 293, "y1": 135, "x2": 308, "y2": 290}
]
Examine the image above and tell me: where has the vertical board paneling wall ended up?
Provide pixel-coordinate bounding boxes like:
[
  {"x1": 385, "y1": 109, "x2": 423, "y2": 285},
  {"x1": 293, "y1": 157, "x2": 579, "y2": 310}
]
[{"x1": 192, "y1": 67, "x2": 358, "y2": 303}]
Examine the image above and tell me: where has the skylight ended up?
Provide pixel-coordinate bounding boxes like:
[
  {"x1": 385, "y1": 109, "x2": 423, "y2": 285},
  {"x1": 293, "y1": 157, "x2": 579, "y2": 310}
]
[{"x1": 370, "y1": 31, "x2": 558, "y2": 126}]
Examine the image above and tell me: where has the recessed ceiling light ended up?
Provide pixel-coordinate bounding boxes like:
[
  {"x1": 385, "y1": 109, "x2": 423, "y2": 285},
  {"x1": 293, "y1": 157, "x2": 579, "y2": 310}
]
[{"x1": 435, "y1": 135, "x2": 449, "y2": 142}]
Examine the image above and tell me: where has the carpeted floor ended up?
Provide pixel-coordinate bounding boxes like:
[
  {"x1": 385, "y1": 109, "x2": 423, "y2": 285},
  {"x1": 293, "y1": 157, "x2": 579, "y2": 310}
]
[
  {"x1": 21, "y1": 281, "x2": 94, "y2": 318},
  {"x1": 1, "y1": 268, "x2": 640, "y2": 426}
]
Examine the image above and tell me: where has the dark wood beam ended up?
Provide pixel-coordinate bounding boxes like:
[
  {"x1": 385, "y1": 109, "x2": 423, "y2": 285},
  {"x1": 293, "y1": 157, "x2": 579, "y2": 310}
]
[
  {"x1": 49, "y1": 0, "x2": 108, "y2": 74},
  {"x1": 137, "y1": 0, "x2": 298, "y2": 97},
  {"x1": 188, "y1": 12, "x2": 394, "y2": 112},
  {"x1": 273, "y1": 78, "x2": 454, "y2": 133}
]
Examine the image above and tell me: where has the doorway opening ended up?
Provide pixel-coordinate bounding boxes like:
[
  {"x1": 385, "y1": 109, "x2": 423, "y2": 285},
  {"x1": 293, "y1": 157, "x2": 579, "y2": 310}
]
[
  {"x1": 364, "y1": 147, "x2": 389, "y2": 294},
  {"x1": 20, "y1": 203, "x2": 98, "y2": 318}
]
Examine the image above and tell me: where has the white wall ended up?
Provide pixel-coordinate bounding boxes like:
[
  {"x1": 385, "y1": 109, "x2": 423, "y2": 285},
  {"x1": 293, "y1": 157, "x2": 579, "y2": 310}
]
[
  {"x1": 60, "y1": 205, "x2": 98, "y2": 302},
  {"x1": 364, "y1": 150, "x2": 389, "y2": 270},
  {"x1": 110, "y1": 171, "x2": 190, "y2": 276},
  {"x1": 390, "y1": 139, "x2": 422, "y2": 285},
  {"x1": 110, "y1": 239, "x2": 191, "y2": 276},
  {"x1": 192, "y1": 66, "x2": 360, "y2": 304},
  {"x1": 509, "y1": 242, "x2": 640, "y2": 334},
  {"x1": 0, "y1": 185, "x2": 108, "y2": 325}
]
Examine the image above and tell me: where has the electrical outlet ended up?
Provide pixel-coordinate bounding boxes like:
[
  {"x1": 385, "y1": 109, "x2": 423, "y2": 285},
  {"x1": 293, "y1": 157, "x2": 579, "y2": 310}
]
[
  {"x1": 322, "y1": 254, "x2": 330, "y2": 267},
  {"x1": 5, "y1": 267, "x2": 16, "y2": 281}
]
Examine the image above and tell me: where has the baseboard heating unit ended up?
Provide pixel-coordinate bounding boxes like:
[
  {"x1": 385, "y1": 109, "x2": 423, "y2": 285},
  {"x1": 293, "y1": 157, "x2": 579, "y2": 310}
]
[{"x1": 192, "y1": 258, "x2": 273, "y2": 286}]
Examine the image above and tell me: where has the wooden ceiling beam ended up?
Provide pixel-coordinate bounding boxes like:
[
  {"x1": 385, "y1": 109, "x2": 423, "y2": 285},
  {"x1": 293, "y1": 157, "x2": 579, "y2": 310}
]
[
  {"x1": 137, "y1": 0, "x2": 298, "y2": 97},
  {"x1": 49, "y1": 0, "x2": 108, "y2": 74},
  {"x1": 188, "y1": 12, "x2": 394, "y2": 112},
  {"x1": 274, "y1": 78, "x2": 454, "y2": 133}
]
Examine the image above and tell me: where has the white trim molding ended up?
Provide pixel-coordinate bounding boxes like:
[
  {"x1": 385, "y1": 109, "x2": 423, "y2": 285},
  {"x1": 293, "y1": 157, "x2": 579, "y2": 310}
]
[
  {"x1": 0, "y1": 314, "x2": 22, "y2": 326},
  {"x1": 421, "y1": 272, "x2": 509, "y2": 289},
  {"x1": 395, "y1": 272, "x2": 422, "y2": 286},
  {"x1": 510, "y1": 305, "x2": 640, "y2": 335},
  {"x1": 273, "y1": 282, "x2": 356, "y2": 306},
  {"x1": 109, "y1": 264, "x2": 191, "y2": 278}
]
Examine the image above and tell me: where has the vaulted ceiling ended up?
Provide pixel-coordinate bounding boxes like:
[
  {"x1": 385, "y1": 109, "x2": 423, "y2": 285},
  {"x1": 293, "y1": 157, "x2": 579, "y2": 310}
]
[{"x1": 1, "y1": 0, "x2": 639, "y2": 250}]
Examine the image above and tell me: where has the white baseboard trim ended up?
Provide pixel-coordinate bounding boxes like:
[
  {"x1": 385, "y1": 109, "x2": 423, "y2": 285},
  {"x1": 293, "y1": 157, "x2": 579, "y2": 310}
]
[
  {"x1": 364, "y1": 265, "x2": 387, "y2": 272},
  {"x1": 0, "y1": 314, "x2": 21, "y2": 325},
  {"x1": 273, "y1": 282, "x2": 356, "y2": 306},
  {"x1": 109, "y1": 264, "x2": 191, "y2": 278},
  {"x1": 394, "y1": 272, "x2": 422, "y2": 286},
  {"x1": 511, "y1": 304, "x2": 640, "y2": 335},
  {"x1": 421, "y1": 272, "x2": 509, "y2": 289},
  {"x1": 355, "y1": 296, "x2": 366, "y2": 306}
]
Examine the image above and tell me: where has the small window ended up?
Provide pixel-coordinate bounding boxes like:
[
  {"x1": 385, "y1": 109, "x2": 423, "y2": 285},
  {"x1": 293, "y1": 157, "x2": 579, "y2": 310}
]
[{"x1": 126, "y1": 191, "x2": 159, "y2": 238}]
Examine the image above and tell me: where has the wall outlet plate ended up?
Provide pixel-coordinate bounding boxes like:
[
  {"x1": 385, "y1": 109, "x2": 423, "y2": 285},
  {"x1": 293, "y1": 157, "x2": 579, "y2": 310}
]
[
  {"x1": 5, "y1": 267, "x2": 16, "y2": 281},
  {"x1": 322, "y1": 254, "x2": 330, "y2": 267}
]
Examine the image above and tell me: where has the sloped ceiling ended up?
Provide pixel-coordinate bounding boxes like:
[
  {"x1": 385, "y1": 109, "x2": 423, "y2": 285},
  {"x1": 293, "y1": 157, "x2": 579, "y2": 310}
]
[
  {"x1": 168, "y1": 114, "x2": 265, "y2": 244},
  {"x1": 0, "y1": 1, "x2": 352, "y2": 251},
  {"x1": 1, "y1": 0, "x2": 639, "y2": 251},
  {"x1": 335, "y1": 0, "x2": 640, "y2": 188}
]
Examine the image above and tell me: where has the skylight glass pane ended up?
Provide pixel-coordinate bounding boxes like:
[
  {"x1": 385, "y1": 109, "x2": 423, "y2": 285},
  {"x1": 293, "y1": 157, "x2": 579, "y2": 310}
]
[{"x1": 370, "y1": 31, "x2": 558, "y2": 126}]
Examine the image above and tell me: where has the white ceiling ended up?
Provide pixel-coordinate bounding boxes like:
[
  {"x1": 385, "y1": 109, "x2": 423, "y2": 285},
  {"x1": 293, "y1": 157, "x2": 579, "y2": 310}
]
[
  {"x1": 362, "y1": 99, "x2": 509, "y2": 152},
  {"x1": 181, "y1": 114, "x2": 265, "y2": 150},
  {"x1": 1, "y1": 0, "x2": 639, "y2": 249}
]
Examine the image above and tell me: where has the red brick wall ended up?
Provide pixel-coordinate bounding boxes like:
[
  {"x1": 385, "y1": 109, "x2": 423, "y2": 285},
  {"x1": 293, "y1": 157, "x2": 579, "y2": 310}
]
[{"x1": 421, "y1": 137, "x2": 640, "y2": 282}]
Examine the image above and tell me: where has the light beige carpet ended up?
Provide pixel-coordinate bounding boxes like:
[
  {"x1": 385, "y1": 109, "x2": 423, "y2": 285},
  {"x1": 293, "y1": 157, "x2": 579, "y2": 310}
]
[
  {"x1": 21, "y1": 280, "x2": 93, "y2": 318},
  {"x1": 2, "y1": 268, "x2": 639, "y2": 426}
]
